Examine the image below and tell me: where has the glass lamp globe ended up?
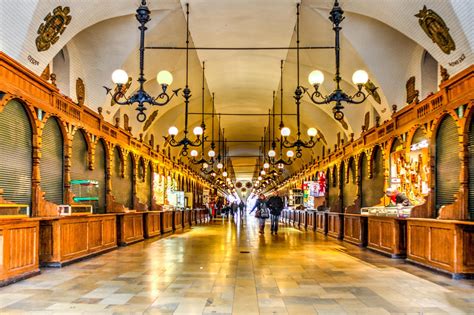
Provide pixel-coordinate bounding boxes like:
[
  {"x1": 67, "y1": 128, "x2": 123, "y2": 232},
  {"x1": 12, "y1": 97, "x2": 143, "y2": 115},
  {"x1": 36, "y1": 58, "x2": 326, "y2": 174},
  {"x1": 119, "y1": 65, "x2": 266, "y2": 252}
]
[
  {"x1": 202, "y1": 163, "x2": 209, "y2": 169},
  {"x1": 190, "y1": 150, "x2": 198, "y2": 157},
  {"x1": 157, "y1": 70, "x2": 173, "y2": 86},
  {"x1": 268, "y1": 150, "x2": 276, "y2": 157},
  {"x1": 223, "y1": 171, "x2": 228, "y2": 177},
  {"x1": 193, "y1": 126, "x2": 203, "y2": 136},
  {"x1": 281, "y1": 127, "x2": 291, "y2": 137},
  {"x1": 112, "y1": 69, "x2": 129, "y2": 85},
  {"x1": 208, "y1": 150, "x2": 215, "y2": 157},
  {"x1": 258, "y1": 176, "x2": 263, "y2": 181},
  {"x1": 352, "y1": 70, "x2": 369, "y2": 85},
  {"x1": 308, "y1": 70, "x2": 324, "y2": 85},
  {"x1": 260, "y1": 170, "x2": 266, "y2": 175},
  {"x1": 168, "y1": 126, "x2": 178, "y2": 136},
  {"x1": 263, "y1": 162, "x2": 270, "y2": 169},
  {"x1": 287, "y1": 150, "x2": 294, "y2": 158},
  {"x1": 217, "y1": 163, "x2": 223, "y2": 169},
  {"x1": 307, "y1": 127, "x2": 317, "y2": 137},
  {"x1": 277, "y1": 163, "x2": 284, "y2": 169},
  {"x1": 211, "y1": 172, "x2": 216, "y2": 177}
]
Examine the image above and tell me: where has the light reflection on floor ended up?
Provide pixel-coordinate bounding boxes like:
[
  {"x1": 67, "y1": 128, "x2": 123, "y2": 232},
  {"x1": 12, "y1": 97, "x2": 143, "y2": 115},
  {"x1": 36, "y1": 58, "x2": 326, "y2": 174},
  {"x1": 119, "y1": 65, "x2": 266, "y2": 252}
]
[{"x1": 0, "y1": 214, "x2": 473, "y2": 314}]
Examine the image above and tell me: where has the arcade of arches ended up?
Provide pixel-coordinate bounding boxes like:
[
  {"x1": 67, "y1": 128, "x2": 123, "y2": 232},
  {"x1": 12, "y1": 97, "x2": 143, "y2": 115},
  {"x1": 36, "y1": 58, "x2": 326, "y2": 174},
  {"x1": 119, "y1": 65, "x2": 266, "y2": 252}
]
[{"x1": 0, "y1": 0, "x2": 473, "y2": 314}]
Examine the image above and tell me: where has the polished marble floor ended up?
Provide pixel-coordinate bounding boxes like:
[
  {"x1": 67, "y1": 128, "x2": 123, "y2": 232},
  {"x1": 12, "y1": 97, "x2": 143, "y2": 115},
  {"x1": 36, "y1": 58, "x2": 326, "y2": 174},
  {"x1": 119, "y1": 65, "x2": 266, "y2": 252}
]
[{"x1": 0, "y1": 216, "x2": 473, "y2": 315}]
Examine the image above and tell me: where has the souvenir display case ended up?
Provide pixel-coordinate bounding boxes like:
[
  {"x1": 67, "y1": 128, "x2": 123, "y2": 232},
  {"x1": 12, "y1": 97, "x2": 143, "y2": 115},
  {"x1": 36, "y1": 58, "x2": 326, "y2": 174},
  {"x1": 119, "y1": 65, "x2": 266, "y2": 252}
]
[
  {"x1": 361, "y1": 205, "x2": 414, "y2": 218},
  {"x1": 288, "y1": 189, "x2": 303, "y2": 207},
  {"x1": 58, "y1": 204, "x2": 93, "y2": 216},
  {"x1": 0, "y1": 204, "x2": 30, "y2": 218},
  {"x1": 70, "y1": 180, "x2": 100, "y2": 210}
]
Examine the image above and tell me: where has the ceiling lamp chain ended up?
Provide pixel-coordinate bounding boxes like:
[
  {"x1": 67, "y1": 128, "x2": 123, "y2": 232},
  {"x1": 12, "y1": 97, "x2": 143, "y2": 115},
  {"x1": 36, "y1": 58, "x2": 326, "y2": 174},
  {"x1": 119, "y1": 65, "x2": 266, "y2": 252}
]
[
  {"x1": 280, "y1": 3, "x2": 319, "y2": 158},
  {"x1": 306, "y1": 0, "x2": 370, "y2": 121},
  {"x1": 107, "y1": 0, "x2": 179, "y2": 122},
  {"x1": 164, "y1": 3, "x2": 203, "y2": 156}
]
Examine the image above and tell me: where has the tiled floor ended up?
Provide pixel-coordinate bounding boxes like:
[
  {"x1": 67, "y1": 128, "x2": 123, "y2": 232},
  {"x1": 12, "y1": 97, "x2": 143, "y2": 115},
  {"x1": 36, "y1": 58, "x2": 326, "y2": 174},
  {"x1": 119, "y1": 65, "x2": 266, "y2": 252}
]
[{"x1": 0, "y1": 216, "x2": 473, "y2": 314}]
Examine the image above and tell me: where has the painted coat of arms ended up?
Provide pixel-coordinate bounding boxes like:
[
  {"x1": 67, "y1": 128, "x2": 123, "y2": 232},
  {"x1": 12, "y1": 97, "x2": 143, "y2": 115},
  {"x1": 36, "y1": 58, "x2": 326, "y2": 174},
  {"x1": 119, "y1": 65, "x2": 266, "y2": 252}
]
[
  {"x1": 36, "y1": 6, "x2": 72, "y2": 52},
  {"x1": 415, "y1": 6, "x2": 455, "y2": 54}
]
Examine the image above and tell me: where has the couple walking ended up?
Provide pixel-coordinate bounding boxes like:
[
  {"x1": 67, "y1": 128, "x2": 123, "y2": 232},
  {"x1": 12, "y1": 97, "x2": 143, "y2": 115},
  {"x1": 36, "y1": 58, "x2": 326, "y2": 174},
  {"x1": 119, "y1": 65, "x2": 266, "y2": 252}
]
[{"x1": 250, "y1": 191, "x2": 284, "y2": 234}]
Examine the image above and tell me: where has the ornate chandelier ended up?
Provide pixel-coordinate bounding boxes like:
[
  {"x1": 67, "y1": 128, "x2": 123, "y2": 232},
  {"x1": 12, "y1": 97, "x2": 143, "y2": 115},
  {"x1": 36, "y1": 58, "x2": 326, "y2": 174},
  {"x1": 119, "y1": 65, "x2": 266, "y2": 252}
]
[
  {"x1": 306, "y1": 0, "x2": 370, "y2": 121},
  {"x1": 107, "y1": 0, "x2": 179, "y2": 122}
]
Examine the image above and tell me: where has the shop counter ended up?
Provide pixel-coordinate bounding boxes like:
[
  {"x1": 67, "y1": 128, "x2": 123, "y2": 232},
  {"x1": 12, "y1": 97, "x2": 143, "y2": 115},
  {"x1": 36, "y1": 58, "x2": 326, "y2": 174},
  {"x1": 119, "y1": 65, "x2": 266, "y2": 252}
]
[
  {"x1": 366, "y1": 216, "x2": 406, "y2": 258},
  {"x1": 182, "y1": 210, "x2": 191, "y2": 229},
  {"x1": 316, "y1": 211, "x2": 328, "y2": 235},
  {"x1": 161, "y1": 211, "x2": 173, "y2": 233},
  {"x1": 306, "y1": 210, "x2": 316, "y2": 231},
  {"x1": 343, "y1": 214, "x2": 368, "y2": 247},
  {"x1": 289, "y1": 210, "x2": 296, "y2": 226},
  {"x1": 406, "y1": 219, "x2": 474, "y2": 278},
  {"x1": 297, "y1": 210, "x2": 307, "y2": 230},
  {"x1": 0, "y1": 218, "x2": 40, "y2": 285},
  {"x1": 327, "y1": 212, "x2": 344, "y2": 239},
  {"x1": 116, "y1": 212, "x2": 144, "y2": 246},
  {"x1": 143, "y1": 211, "x2": 162, "y2": 238},
  {"x1": 173, "y1": 210, "x2": 183, "y2": 230},
  {"x1": 39, "y1": 214, "x2": 117, "y2": 267},
  {"x1": 191, "y1": 209, "x2": 197, "y2": 225}
]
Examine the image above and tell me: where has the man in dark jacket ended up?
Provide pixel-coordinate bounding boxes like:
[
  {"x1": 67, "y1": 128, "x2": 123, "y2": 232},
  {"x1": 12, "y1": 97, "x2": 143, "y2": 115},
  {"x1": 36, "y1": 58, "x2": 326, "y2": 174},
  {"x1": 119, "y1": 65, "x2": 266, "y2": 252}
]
[{"x1": 267, "y1": 191, "x2": 284, "y2": 235}]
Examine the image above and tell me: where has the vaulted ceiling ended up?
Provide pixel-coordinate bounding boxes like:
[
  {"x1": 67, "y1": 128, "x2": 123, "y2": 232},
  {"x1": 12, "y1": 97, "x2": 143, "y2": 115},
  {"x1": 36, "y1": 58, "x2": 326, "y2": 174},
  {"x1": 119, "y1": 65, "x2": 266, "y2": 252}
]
[{"x1": 1, "y1": 0, "x2": 472, "y2": 188}]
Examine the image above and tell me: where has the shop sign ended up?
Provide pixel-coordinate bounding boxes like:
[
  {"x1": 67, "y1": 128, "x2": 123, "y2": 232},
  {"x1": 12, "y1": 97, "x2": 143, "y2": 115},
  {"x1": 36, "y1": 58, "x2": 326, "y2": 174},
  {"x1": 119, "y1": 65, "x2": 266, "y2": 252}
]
[{"x1": 410, "y1": 140, "x2": 428, "y2": 151}]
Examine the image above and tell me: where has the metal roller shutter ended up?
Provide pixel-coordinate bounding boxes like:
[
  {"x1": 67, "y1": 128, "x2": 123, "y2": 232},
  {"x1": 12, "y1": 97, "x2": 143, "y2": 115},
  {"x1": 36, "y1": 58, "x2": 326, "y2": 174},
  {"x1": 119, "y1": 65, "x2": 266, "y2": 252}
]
[
  {"x1": 468, "y1": 118, "x2": 474, "y2": 220},
  {"x1": 91, "y1": 140, "x2": 106, "y2": 213},
  {"x1": 436, "y1": 116, "x2": 460, "y2": 214},
  {"x1": 40, "y1": 117, "x2": 63, "y2": 204},
  {"x1": 71, "y1": 130, "x2": 89, "y2": 181},
  {"x1": 328, "y1": 166, "x2": 338, "y2": 210},
  {"x1": 343, "y1": 160, "x2": 356, "y2": 208},
  {"x1": 469, "y1": 120, "x2": 474, "y2": 220},
  {"x1": 111, "y1": 148, "x2": 133, "y2": 209},
  {"x1": 135, "y1": 159, "x2": 149, "y2": 207},
  {"x1": 0, "y1": 100, "x2": 32, "y2": 205},
  {"x1": 373, "y1": 149, "x2": 385, "y2": 202}
]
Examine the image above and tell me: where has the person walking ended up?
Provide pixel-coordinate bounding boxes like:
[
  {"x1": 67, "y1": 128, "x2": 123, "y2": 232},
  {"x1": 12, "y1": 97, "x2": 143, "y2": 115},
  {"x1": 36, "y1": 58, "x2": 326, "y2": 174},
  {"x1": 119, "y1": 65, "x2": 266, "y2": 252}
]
[
  {"x1": 250, "y1": 194, "x2": 269, "y2": 234},
  {"x1": 238, "y1": 200, "x2": 246, "y2": 217},
  {"x1": 267, "y1": 191, "x2": 284, "y2": 235},
  {"x1": 231, "y1": 201, "x2": 238, "y2": 217}
]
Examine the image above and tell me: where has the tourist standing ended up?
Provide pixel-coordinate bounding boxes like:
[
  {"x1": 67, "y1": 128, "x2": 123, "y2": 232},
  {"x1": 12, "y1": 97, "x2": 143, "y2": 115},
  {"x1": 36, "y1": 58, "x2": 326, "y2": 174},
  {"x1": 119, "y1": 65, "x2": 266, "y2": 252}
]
[{"x1": 267, "y1": 191, "x2": 284, "y2": 235}]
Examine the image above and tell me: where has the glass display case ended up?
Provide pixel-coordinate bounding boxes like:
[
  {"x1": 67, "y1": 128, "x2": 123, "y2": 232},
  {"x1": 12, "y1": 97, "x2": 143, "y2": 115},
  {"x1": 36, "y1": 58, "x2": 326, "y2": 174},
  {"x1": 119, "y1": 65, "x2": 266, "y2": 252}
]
[
  {"x1": 59, "y1": 204, "x2": 93, "y2": 216},
  {"x1": 0, "y1": 204, "x2": 30, "y2": 218},
  {"x1": 70, "y1": 180, "x2": 99, "y2": 210},
  {"x1": 361, "y1": 205, "x2": 414, "y2": 218},
  {"x1": 288, "y1": 189, "x2": 303, "y2": 207}
]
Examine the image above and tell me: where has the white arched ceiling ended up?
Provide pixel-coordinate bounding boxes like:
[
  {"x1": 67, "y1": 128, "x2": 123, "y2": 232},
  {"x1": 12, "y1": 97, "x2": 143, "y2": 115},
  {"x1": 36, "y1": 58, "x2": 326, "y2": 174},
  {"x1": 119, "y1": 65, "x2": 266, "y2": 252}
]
[{"x1": 1, "y1": 0, "x2": 472, "y2": 182}]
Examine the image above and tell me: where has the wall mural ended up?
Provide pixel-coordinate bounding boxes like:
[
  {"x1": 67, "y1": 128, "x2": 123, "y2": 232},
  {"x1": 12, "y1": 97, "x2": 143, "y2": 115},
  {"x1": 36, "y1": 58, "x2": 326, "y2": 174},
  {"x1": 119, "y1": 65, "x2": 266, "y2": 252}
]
[
  {"x1": 415, "y1": 6, "x2": 456, "y2": 54},
  {"x1": 36, "y1": 6, "x2": 72, "y2": 52}
]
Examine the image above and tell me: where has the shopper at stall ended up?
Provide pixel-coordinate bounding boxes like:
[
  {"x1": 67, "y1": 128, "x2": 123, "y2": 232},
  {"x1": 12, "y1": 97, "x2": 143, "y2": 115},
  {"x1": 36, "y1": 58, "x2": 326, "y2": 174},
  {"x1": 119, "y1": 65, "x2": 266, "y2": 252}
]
[
  {"x1": 385, "y1": 187, "x2": 410, "y2": 206},
  {"x1": 267, "y1": 191, "x2": 284, "y2": 235},
  {"x1": 250, "y1": 194, "x2": 269, "y2": 234}
]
